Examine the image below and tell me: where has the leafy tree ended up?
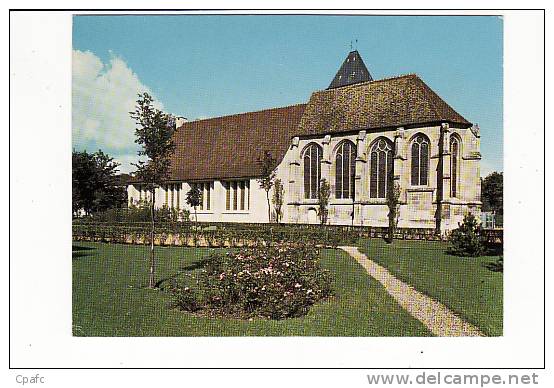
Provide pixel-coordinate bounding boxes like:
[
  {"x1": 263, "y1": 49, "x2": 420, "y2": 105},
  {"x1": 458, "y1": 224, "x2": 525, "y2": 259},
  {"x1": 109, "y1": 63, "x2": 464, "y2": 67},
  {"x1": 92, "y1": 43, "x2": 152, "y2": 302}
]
[
  {"x1": 186, "y1": 185, "x2": 202, "y2": 225},
  {"x1": 272, "y1": 178, "x2": 285, "y2": 223},
  {"x1": 317, "y1": 178, "x2": 331, "y2": 225},
  {"x1": 481, "y1": 172, "x2": 503, "y2": 215},
  {"x1": 257, "y1": 150, "x2": 277, "y2": 222},
  {"x1": 385, "y1": 182, "x2": 401, "y2": 243},
  {"x1": 72, "y1": 149, "x2": 126, "y2": 216},
  {"x1": 448, "y1": 213, "x2": 486, "y2": 257},
  {"x1": 130, "y1": 92, "x2": 176, "y2": 288}
]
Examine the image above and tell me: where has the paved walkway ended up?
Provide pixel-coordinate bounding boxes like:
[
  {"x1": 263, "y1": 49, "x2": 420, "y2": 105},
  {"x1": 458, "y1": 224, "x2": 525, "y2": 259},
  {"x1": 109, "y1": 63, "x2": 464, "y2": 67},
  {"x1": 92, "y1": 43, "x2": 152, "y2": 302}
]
[{"x1": 339, "y1": 246, "x2": 484, "y2": 337}]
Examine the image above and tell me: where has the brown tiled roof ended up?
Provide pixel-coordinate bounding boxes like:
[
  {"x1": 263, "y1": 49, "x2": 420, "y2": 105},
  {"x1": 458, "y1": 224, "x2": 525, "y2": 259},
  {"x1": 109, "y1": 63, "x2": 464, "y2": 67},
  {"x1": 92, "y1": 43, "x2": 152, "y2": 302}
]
[
  {"x1": 168, "y1": 104, "x2": 307, "y2": 181},
  {"x1": 130, "y1": 74, "x2": 470, "y2": 184},
  {"x1": 297, "y1": 74, "x2": 471, "y2": 136}
]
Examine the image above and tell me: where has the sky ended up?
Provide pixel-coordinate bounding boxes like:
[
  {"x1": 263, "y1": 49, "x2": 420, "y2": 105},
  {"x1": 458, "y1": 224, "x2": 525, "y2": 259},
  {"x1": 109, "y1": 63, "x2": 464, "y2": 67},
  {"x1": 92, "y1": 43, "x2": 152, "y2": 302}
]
[{"x1": 72, "y1": 15, "x2": 503, "y2": 176}]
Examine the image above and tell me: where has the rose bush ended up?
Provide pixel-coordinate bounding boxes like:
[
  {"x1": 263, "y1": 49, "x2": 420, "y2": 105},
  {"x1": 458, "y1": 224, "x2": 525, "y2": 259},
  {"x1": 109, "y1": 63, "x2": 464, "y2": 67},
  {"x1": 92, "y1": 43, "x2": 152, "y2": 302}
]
[{"x1": 166, "y1": 244, "x2": 333, "y2": 320}]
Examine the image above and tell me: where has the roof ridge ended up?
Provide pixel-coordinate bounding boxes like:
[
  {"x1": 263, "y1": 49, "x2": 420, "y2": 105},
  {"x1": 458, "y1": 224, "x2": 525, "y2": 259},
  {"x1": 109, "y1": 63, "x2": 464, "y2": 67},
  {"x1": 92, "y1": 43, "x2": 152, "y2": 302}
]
[
  {"x1": 182, "y1": 103, "x2": 307, "y2": 125},
  {"x1": 317, "y1": 73, "x2": 418, "y2": 92},
  {"x1": 414, "y1": 76, "x2": 470, "y2": 124},
  {"x1": 412, "y1": 76, "x2": 442, "y2": 121}
]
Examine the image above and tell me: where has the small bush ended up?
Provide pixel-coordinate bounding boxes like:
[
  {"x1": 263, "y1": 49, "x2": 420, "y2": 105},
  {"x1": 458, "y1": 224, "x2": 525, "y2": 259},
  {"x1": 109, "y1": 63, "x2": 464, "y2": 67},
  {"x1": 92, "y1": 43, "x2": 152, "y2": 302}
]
[
  {"x1": 448, "y1": 214, "x2": 486, "y2": 257},
  {"x1": 167, "y1": 243, "x2": 333, "y2": 320}
]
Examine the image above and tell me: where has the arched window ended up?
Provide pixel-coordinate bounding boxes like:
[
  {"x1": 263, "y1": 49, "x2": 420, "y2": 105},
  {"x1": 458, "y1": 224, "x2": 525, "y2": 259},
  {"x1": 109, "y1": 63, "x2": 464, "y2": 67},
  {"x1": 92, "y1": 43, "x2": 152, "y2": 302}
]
[
  {"x1": 303, "y1": 143, "x2": 323, "y2": 199},
  {"x1": 450, "y1": 136, "x2": 460, "y2": 198},
  {"x1": 411, "y1": 134, "x2": 430, "y2": 186},
  {"x1": 335, "y1": 141, "x2": 357, "y2": 199},
  {"x1": 369, "y1": 138, "x2": 394, "y2": 198}
]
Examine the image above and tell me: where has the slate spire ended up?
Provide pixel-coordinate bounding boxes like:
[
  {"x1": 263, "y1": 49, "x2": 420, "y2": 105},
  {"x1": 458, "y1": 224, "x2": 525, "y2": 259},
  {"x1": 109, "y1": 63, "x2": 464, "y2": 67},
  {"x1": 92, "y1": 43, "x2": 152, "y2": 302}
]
[{"x1": 327, "y1": 50, "x2": 373, "y2": 89}]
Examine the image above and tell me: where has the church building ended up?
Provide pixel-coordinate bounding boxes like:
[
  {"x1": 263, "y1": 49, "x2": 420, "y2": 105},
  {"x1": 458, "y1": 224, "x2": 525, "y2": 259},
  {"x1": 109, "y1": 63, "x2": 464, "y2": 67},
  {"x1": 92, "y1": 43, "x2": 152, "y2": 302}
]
[{"x1": 127, "y1": 51, "x2": 482, "y2": 232}]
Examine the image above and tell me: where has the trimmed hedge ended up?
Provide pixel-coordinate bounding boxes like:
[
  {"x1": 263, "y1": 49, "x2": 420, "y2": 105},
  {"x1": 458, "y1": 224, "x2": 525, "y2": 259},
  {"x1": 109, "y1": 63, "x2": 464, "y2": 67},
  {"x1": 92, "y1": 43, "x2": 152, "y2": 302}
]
[
  {"x1": 72, "y1": 222, "x2": 358, "y2": 248},
  {"x1": 72, "y1": 219, "x2": 502, "y2": 246}
]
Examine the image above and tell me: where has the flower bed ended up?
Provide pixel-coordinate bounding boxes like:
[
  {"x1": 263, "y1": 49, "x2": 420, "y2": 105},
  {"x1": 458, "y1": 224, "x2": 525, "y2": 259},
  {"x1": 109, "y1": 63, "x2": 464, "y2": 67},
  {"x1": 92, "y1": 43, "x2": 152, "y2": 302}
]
[{"x1": 164, "y1": 244, "x2": 333, "y2": 320}]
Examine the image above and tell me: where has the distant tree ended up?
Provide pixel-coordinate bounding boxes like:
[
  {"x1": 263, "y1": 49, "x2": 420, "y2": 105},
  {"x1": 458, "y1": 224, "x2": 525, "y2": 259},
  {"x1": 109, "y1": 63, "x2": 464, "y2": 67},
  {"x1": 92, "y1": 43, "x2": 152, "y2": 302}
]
[
  {"x1": 272, "y1": 178, "x2": 285, "y2": 223},
  {"x1": 130, "y1": 92, "x2": 176, "y2": 289},
  {"x1": 72, "y1": 149, "x2": 126, "y2": 216},
  {"x1": 481, "y1": 172, "x2": 503, "y2": 215},
  {"x1": 385, "y1": 182, "x2": 401, "y2": 243},
  {"x1": 186, "y1": 185, "x2": 202, "y2": 225},
  {"x1": 257, "y1": 150, "x2": 277, "y2": 223},
  {"x1": 317, "y1": 178, "x2": 331, "y2": 225}
]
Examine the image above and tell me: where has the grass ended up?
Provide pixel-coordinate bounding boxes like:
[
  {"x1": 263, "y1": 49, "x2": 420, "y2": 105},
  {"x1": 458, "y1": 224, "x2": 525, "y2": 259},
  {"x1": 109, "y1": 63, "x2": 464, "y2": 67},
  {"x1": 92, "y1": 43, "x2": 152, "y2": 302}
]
[
  {"x1": 357, "y1": 238, "x2": 503, "y2": 336},
  {"x1": 73, "y1": 242, "x2": 431, "y2": 336}
]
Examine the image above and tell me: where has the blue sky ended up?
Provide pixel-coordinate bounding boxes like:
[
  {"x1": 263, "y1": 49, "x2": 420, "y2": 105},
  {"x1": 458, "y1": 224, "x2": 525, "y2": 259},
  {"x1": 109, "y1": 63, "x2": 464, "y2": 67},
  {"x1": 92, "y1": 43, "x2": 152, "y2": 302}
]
[{"x1": 72, "y1": 15, "x2": 503, "y2": 175}]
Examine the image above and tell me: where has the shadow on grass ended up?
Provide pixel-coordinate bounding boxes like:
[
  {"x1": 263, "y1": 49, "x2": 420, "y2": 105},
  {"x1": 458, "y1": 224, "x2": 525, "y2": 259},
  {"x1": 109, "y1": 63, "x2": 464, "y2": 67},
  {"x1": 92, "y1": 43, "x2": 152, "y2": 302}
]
[
  {"x1": 154, "y1": 257, "x2": 212, "y2": 289},
  {"x1": 483, "y1": 257, "x2": 504, "y2": 273},
  {"x1": 484, "y1": 242, "x2": 503, "y2": 256},
  {"x1": 443, "y1": 240, "x2": 503, "y2": 258},
  {"x1": 72, "y1": 245, "x2": 96, "y2": 259}
]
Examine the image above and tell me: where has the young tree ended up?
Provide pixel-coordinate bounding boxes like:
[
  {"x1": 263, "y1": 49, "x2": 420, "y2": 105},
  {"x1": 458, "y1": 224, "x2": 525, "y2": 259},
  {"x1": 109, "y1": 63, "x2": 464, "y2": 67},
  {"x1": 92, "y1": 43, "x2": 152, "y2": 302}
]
[
  {"x1": 186, "y1": 185, "x2": 202, "y2": 225},
  {"x1": 72, "y1": 149, "x2": 126, "y2": 216},
  {"x1": 130, "y1": 92, "x2": 176, "y2": 289},
  {"x1": 385, "y1": 182, "x2": 401, "y2": 243},
  {"x1": 481, "y1": 172, "x2": 503, "y2": 215},
  {"x1": 257, "y1": 150, "x2": 277, "y2": 222},
  {"x1": 317, "y1": 178, "x2": 331, "y2": 225},
  {"x1": 448, "y1": 213, "x2": 486, "y2": 257},
  {"x1": 272, "y1": 178, "x2": 285, "y2": 223}
]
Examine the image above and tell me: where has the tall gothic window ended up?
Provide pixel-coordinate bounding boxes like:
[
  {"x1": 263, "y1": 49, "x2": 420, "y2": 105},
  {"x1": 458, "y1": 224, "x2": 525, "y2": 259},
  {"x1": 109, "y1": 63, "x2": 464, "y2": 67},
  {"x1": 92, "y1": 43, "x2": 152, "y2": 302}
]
[
  {"x1": 303, "y1": 143, "x2": 323, "y2": 199},
  {"x1": 369, "y1": 138, "x2": 394, "y2": 198},
  {"x1": 335, "y1": 140, "x2": 357, "y2": 199},
  {"x1": 450, "y1": 136, "x2": 460, "y2": 198},
  {"x1": 411, "y1": 134, "x2": 430, "y2": 186}
]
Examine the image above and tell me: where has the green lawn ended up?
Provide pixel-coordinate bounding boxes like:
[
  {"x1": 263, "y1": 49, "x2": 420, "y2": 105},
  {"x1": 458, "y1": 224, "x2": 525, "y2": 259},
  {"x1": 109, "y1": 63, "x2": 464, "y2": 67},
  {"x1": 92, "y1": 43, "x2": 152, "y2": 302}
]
[
  {"x1": 357, "y1": 238, "x2": 503, "y2": 336},
  {"x1": 73, "y1": 242, "x2": 431, "y2": 336}
]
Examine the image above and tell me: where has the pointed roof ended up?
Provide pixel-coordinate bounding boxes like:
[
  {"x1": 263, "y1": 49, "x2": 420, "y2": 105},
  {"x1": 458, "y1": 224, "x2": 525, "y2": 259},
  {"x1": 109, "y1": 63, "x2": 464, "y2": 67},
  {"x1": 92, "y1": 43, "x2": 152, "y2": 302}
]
[{"x1": 328, "y1": 50, "x2": 373, "y2": 89}]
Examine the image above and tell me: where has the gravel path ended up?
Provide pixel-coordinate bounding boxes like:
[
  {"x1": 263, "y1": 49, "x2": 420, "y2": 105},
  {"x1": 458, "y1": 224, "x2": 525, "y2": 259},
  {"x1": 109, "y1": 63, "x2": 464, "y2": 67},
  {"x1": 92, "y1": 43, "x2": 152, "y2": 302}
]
[{"x1": 339, "y1": 246, "x2": 484, "y2": 337}]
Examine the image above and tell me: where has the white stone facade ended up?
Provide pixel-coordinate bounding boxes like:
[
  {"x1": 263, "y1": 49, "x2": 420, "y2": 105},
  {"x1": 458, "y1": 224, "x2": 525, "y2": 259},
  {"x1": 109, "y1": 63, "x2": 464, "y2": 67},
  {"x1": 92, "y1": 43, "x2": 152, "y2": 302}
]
[
  {"x1": 128, "y1": 178, "x2": 272, "y2": 223},
  {"x1": 276, "y1": 123, "x2": 481, "y2": 230},
  {"x1": 127, "y1": 122, "x2": 481, "y2": 232}
]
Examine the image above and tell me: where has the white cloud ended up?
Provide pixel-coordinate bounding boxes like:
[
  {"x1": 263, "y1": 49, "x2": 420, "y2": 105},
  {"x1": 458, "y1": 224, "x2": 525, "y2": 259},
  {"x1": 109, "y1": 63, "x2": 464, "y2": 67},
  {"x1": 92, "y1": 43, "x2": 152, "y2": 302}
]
[
  {"x1": 113, "y1": 152, "x2": 147, "y2": 174},
  {"x1": 72, "y1": 49, "x2": 164, "y2": 173}
]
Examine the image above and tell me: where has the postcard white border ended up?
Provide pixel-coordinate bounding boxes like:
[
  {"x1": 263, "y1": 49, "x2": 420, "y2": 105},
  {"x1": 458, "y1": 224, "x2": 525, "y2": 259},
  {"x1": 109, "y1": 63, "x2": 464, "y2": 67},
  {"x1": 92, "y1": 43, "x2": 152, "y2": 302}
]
[{"x1": 8, "y1": 9, "x2": 545, "y2": 369}]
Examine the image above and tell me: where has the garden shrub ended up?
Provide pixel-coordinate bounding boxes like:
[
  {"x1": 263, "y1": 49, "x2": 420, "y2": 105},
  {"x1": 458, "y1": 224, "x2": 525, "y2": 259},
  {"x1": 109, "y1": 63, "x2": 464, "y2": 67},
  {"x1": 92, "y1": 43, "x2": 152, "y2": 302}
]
[
  {"x1": 167, "y1": 243, "x2": 333, "y2": 320},
  {"x1": 447, "y1": 213, "x2": 486, "y2": 257}
]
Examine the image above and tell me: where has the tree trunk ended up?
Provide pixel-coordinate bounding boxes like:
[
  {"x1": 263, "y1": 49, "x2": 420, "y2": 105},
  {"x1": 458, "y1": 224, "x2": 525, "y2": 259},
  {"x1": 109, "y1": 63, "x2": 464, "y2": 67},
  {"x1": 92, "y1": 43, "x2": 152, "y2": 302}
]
[
  {"x1": 194, "y1": 206, "x2": 198, "y2": 246},
  {"x1": 387, "y1": 213, "x2": 394, "y2": 244},
  {"x1": 266, "y1": 191, "x2": 271, "y2": 223},
  {"x1": 148, "y1": 189, "x2": 156, "y2": 288}
]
